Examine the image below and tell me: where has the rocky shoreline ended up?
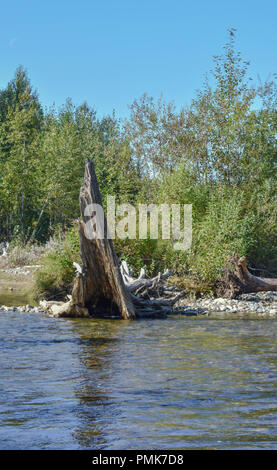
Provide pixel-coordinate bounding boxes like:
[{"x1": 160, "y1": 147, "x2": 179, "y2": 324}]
[
  {"x1": 0, "y1": 304, "x2": 44, "y2": 313},
  {"x1": 1, "y1": 291, "x2": 277, "y2": 317},
  {"x1": 175, "y1": 291, "x2": 277, "y2": 317}
]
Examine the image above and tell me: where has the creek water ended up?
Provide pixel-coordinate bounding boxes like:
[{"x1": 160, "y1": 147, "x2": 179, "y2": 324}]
[{"x1": 0, "y1": 309, "x2": 276, "y2": 449}]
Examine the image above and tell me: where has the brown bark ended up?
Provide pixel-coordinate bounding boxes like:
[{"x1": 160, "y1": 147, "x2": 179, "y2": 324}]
[
  {"x1": 221, "y1": 254, "x2": 277, "y2": 298},
  {"x1": 41, "y1": 159, "x2": 174, "y2": 319},
  {"x1": 70, "y1": 159, "x2": 136, "y2": 319}
]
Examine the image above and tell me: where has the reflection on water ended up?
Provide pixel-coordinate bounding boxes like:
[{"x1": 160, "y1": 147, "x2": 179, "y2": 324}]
[{"x1": 0, "y1": 310, "x2": 276, "y2": 449}]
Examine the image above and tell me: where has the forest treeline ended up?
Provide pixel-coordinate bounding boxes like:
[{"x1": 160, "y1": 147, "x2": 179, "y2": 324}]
[{"x1": 1, "y1": 31, "x2": 277, "y2": 291}]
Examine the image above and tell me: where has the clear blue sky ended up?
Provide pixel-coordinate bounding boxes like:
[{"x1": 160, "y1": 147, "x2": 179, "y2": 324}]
[{"x1": 0, "y1": 0, "x2": 276, "y2": 118}]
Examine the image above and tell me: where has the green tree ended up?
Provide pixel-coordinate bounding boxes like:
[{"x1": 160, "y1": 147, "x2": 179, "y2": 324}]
[{"x1": 0, "y1": 69, "x2": 43, "y2": 242}]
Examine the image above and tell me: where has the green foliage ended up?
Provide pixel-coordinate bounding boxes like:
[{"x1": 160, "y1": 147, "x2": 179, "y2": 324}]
[
  {"x1": 114, "y1": 237, "x2": 160, "y2": 275},
  {"x1": 0, "y1": 67, "x2": 43, "y2": 243},
  {"x1": 33, "y1": 226, "x2": 81, "y2": 300},
  {"x1": 1, "y1": 30, "x2": 277, "y2": 297},
  {"x1": 189, "y1": 187, "x2": 256, "y2": 280},
  {"x1": 0, "y1": 72, "x2": 141, "y2": 243},
  {"x1": 183, "y1": 184, "x2": 276, "y2": 282}
]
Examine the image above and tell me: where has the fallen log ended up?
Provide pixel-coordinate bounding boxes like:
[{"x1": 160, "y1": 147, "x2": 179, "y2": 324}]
[
  {"x1": 41, "y1": 159, "x2": 177, "y2": 319},
  {"x1": 221, "y1": 253, "x2": 277, "y2": 298}
]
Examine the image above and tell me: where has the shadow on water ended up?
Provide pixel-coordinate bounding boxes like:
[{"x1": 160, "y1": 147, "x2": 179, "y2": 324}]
[{"x1": 68, "y1": 319, "x2": 130, "y2": 449}]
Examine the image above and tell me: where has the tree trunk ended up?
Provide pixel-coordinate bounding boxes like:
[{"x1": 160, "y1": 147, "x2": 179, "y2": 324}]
[
  {"x1": 41, "y1": 159, "x2": 174, "y2": 319},
  {"x1": 70, "y1": 159, "x2": 136, "y2": 319},
  {"x1": 220, "y1": 254, "x2": 277, "y2": 298}
]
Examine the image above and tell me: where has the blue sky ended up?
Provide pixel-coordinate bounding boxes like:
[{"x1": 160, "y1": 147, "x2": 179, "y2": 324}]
[{"x1": 0, "y1": 0, "x2": 276, "y2": 118}]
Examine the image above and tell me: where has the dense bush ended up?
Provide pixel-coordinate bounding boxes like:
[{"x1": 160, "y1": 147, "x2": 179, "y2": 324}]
[
  {"x1": 33, "y1": 226, "x2": 81, "y2": 300},
  {"x1": 189, "y1": 186, "x2": 276, "y2": 281}
]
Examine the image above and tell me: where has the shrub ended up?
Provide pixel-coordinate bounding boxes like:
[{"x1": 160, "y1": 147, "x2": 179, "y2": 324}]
[
  {"x1": 188, "y1": 185, "x2": 277, "y2": 282},
  {"x1": 33, "y1": 225, "x2": 81, "y2": 300}
]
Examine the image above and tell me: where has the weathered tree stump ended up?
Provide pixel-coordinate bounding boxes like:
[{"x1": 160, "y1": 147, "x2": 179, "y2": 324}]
[
  {"x1": 220, "y1": 253, "x2": 277, "y2": 298},
  {"x1": 41, "y1": 159, "x2": 175, "y2": 319},
  {"x1": 69, "y1": 159, "x2": 136, "y2": 319}
]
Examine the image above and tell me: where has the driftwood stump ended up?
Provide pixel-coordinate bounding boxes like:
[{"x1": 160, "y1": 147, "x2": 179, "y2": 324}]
[
  {"x1": 41, "y1": 159, "x2": 176, "y2": 319},
  {"x1": 71, "y1": 159, "x2": 136, "y2": 319},
  {"x1": 220, "y1": 254, "x2": 277, "y2": 298}
]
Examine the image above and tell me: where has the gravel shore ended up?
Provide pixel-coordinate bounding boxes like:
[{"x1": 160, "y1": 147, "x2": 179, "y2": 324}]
[
  {"x1": 1, "y1": 291, "x2": 277, "y2": 317},
  {"x1": 175, "y1": 291, "x2": 277, "y2": 317}
]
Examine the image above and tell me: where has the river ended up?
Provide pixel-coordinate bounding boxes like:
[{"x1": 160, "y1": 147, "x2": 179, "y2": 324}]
[{"x1": 0, "y1": 310, "x2": 276, "y2": 449}]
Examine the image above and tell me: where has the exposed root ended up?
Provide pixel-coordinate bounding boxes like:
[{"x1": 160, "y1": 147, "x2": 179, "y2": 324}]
[{"x1": 217, "y1": 254, "x2": 277, "y2": 298}]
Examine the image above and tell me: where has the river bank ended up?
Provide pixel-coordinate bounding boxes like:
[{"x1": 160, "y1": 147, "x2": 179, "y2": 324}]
[
  {"x1": 1, "y1": 260, "x2": 277, "y2": 318},
  {"x1": 1, "y1": 292, "x2": 277, "y2": 318},
  {"x1": 0, "y1": 261, "x2": 37, "y2": 307}
]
